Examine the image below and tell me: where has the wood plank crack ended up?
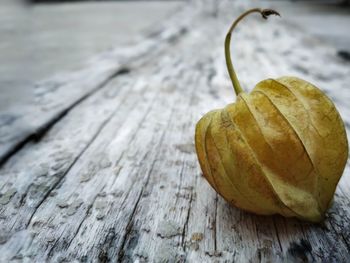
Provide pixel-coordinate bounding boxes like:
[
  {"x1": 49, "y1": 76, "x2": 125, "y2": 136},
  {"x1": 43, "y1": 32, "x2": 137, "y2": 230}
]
[
  {"x1": 0, "y1": 68, "x2": 130, "y2": 168},
  {"x1": 181, "y1": 188, "x2": 193, "y2": 250},
  {"x1": 273, "y1": 218, "x2": 283, "y2": 252},
  {"x1": 25, "y1": 96, "x2": 123, "y2": 228},
  {"x1": 117, "y1": 188, "x2": 144, "y2": 262}
]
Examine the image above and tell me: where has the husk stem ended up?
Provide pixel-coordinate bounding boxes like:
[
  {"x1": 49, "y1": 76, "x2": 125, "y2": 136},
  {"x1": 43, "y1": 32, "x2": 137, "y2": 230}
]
[{"x1": 225, "y1": 8, "x2": 280, "y2": 96}]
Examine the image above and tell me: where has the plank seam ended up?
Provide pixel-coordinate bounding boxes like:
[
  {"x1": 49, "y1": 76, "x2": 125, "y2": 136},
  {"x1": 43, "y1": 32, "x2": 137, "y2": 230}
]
[
  {"x1": 24, "y1": 89, "x2": 126, "y2": 228},
  {"x1": 0, "y1": 68, "x2": 130, "y2": 168}
]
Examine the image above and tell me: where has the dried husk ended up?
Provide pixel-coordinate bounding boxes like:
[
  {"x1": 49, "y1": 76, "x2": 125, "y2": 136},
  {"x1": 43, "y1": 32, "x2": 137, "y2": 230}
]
[{"x1": 195, "y1": 76, "x2": 348, "y2": 222}]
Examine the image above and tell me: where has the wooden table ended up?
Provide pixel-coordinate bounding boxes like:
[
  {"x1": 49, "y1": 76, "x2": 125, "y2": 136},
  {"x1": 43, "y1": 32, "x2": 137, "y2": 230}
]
[{"x1": 1, "y1": 0, "x2": 349, "y2": 261}]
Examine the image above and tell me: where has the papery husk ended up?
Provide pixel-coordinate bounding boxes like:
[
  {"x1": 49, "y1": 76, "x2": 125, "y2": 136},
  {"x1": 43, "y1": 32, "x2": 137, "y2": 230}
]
[{"x1": 195, "y1": 76, "x2": 348, "y2": 222}]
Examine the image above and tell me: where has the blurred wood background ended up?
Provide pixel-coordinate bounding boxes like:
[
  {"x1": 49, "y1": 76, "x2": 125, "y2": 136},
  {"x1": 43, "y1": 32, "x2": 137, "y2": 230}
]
[{"x1": 0, "y1": 0, "x2": 349, "y2": 261}]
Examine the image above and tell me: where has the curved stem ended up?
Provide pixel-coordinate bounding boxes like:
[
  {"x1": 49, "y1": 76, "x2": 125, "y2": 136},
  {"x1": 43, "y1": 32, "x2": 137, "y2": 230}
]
[{"x1": 225, "y1": 8, "x2": 280, "y2": 96}]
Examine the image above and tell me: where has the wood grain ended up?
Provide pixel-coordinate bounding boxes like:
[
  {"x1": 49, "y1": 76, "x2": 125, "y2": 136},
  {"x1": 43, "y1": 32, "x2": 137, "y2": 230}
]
[{"x1": 0, "y1": 0, "x2": 349, "y2": 262}]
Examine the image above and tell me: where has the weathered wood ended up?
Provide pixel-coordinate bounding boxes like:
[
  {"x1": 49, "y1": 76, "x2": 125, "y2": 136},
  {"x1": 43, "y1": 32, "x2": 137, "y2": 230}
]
[
  {"x1": 0, "y1": 0, "x2": 349, "y2": 262},
  {"x1": 0, "y1": 5, "x2": 188, "y2": 165}
]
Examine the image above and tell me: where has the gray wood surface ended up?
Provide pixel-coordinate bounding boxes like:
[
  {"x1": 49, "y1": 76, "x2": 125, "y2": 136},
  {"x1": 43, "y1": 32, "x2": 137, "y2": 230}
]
[{"x1": 0, "y1": 0, "x2": 349, "y2": 262}]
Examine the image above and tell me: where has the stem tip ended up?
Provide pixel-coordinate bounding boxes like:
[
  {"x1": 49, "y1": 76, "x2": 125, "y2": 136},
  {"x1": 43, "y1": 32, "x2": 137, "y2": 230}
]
[{"x1": 261, "y1": 9, "x2": 281, "y2": 19}]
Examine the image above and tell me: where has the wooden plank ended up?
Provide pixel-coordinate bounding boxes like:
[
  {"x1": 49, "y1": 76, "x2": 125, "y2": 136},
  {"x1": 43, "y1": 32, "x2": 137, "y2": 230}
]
[
  {"x1": 0, "y1": 0, "x2": 349, "y2": 262},
  {"x1": 0, "y1": 5, "x2": 189, "y2": 165}
]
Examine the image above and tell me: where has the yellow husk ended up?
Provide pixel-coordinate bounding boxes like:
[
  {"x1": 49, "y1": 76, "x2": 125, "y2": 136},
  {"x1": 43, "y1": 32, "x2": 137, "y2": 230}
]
[{"x1": 195, "y1": 76, "x2": 348, "y2": 222}]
